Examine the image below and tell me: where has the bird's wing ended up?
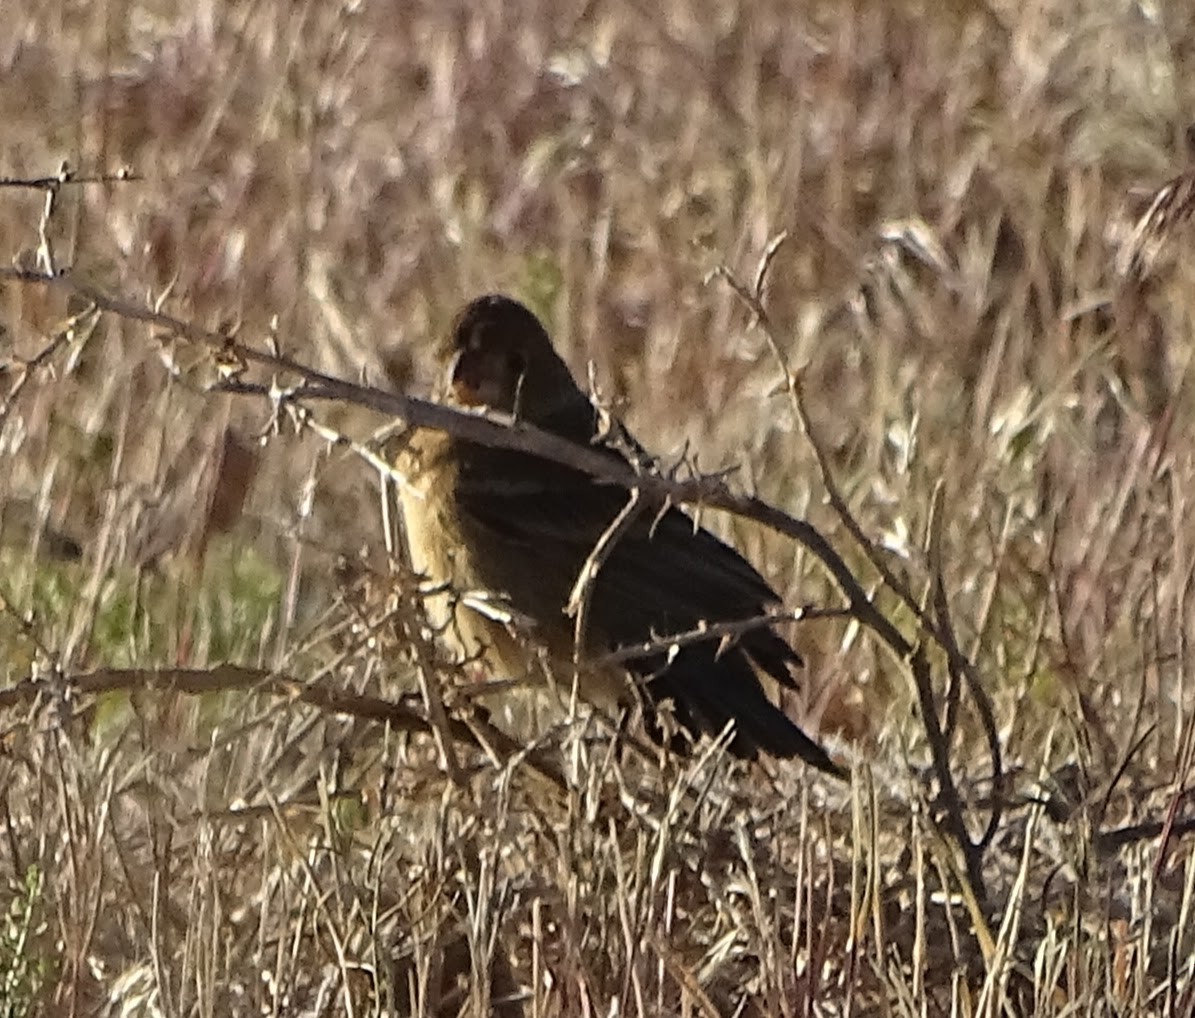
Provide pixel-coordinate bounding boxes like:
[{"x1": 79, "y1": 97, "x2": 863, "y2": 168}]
[
  {"x1": 452, "y1": 438, "x2": 842, "y2": 772},
  {"x1": 453, "y1": 442, "x2": 800, "y2": 678}
]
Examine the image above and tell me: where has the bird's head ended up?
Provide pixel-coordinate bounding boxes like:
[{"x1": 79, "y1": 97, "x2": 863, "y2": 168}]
[{"x1": 444, "y1": 295, "x2": 583, "y2": 425}]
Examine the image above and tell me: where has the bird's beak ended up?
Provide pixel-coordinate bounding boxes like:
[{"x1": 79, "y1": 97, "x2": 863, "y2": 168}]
[{"x1": 447, "y1": 349, "x2": 482, "y2": 406}]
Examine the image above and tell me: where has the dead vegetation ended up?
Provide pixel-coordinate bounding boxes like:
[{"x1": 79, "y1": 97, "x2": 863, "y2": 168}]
[{"x1": 2, "y1": 0, "x2": 1195, "y2": 1014}]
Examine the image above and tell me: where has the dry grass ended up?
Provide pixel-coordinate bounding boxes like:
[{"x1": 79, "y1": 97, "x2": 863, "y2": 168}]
[{"x1": 2, "y1": 0, "x2": 1195, "y2": 1014}]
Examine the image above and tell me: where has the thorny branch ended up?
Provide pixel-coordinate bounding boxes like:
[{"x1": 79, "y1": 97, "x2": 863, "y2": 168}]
[
  {"x1": 714, "y1": 234, "x2": 1002, "y2": 903},
  {"x1": 596, "y1": 606, "x2": 852, "y2": 667},
  {"x1": 8, "y1": 261, "x2": 998, "y2": 899},
  {"x1": 0, "y1": 666, "x2": 568, "y2": 793},
  {"x1": 6, "y1": 267, "x2": 915, "y2": 650},
  {"x1": 0, "y1": 307, "x2": 101, "y2": 435},
  {"x1": 4, "y1": 269, "x2": 901, "y2": 637}
]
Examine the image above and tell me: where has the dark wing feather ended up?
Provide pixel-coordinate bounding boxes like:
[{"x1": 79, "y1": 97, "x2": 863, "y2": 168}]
[
  {"x1": 454, "y1": 442, "x2": 787, "y2": 635},
  {"x1": 451, "y1": 434, "x2": 839, "y2": 773}
]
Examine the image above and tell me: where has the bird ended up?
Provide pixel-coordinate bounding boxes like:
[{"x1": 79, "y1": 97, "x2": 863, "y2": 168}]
[{"x1": 396, "y1": 293, "x2": 842, "y2": 775}]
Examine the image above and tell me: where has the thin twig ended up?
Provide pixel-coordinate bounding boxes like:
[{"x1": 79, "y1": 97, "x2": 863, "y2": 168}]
[
  {"x1": 718, "y1": 257, "x2": 928, "y2": 614},
  {"x1": 596, "y1": 606, "x2": 851, "y2": 667},
  {"x1": 0, "y1": 665, "x2": 568, "y2": 792},
  {"x1": 5, "y1": 269, "x2": 915, "y2": 767},
  {"x1": 0, "y1": 306, "x2": 100, "y2": 435},
  {"x1": 0, "y1": 168, "x2": 140, "y2": 190},
  {"x1": 716, "y1": 237, "x2": 994, "y2": 899},
  {"x1": 566, "y1": 489, "x2": 646, "y2": 655}
]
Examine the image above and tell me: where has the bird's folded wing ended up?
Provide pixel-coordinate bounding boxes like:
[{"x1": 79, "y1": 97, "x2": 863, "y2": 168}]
[{"x1": 454, "y1": 447, "x2": 799, "y2": 676}]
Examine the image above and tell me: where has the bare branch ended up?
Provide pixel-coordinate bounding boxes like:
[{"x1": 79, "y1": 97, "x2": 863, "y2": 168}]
[
  {"x1": 0, "y1": 307, "x2": 101, "y2": 435},
  {"x1": 0, "y1": 666, "x2": 566, "y2": 792},
  {"x1": 0, "y1": 167, "x2": 140, "y2": 190},
  {"x1": 566, "y1": 489, "x2": 646, "y2": 650},
  {"x1": 4, "y1": 268, "x2": 911, "y2": 670},
  {"x1": 717, "y1": 238, "x2": 996, "y2": 901},
  {"x1": 595, "y1": 606, "x2": 851, "y2": 667}
]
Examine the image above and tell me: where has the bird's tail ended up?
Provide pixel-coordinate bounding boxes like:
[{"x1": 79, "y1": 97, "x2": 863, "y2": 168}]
[{"x1": 638, "y1": 652, "x2": 844, "y2": 777}]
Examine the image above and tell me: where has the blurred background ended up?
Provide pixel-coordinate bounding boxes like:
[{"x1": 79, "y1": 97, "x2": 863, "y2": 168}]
[{"x1": 2, "y1": 0, "x2": 1194, "y2": 1013}]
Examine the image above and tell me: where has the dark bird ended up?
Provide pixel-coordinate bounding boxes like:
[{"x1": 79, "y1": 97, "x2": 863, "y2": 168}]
[{"x1": 397, "y1": 294, "x2": 841, "y2": 775}]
